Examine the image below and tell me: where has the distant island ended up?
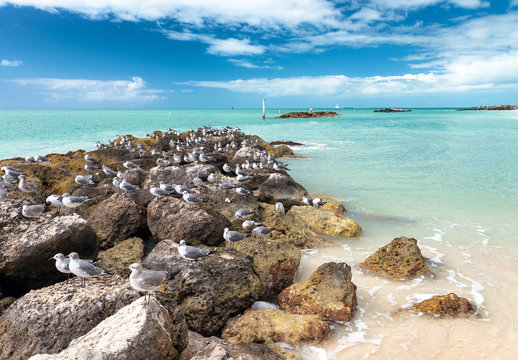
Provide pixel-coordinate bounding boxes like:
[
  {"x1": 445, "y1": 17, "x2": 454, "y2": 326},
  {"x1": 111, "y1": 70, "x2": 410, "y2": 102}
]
[
  {"x1": 457, "y1": 104, "x2": 518, "y2": 111},
  {"x1": 374, "y1": 108, "x2": 411, "y2": 113},
  {"x1": 279, "y1": 111, "x2": 339, "y2": 118}
]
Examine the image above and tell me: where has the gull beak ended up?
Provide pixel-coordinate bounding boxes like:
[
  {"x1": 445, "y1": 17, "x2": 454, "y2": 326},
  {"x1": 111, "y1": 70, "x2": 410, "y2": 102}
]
[{"x1": 49, "y1": 257, "x2": 54, "y2": 261}]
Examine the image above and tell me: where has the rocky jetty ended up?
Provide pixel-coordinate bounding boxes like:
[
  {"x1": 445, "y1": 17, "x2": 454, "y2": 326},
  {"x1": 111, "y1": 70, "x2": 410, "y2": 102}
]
[
  {"x1": 279, "y1": 111, "x2": 339, "y2": 118},
  {"x1": 457, "y1": 104, "x2": 518, "y2": 111},
  {"x1": 360, "y1": 236, "x2": 430, "y2": 279},
  {"x1": 404, "y1": 293, "x2": 474, "y2": 317},
  {"x1": 373, "y1": 107, "x2": 411, "y2": 112}
]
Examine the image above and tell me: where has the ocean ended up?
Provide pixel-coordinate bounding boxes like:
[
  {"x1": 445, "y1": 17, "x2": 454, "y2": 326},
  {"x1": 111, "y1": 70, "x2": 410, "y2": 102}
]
[{"x1": 1, "y1": 108, "x2": 518, "y2": 358}]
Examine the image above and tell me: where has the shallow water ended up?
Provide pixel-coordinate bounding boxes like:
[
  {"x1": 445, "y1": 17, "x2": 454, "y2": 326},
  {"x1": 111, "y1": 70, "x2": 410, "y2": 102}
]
[{"x1": 1, "y1": 108, "x2": 517, "y2": 358}]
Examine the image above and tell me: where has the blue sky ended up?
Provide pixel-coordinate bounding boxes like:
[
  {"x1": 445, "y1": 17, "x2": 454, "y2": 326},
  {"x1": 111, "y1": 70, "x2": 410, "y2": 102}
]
[{"x1": 1, "y1": 0, "x2": 518, "y2": 108}]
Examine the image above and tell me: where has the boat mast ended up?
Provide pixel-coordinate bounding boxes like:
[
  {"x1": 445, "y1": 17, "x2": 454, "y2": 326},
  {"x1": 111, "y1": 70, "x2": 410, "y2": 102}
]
[{"x1": 262, "y1": 99, "x2": 266, "y2": 119}]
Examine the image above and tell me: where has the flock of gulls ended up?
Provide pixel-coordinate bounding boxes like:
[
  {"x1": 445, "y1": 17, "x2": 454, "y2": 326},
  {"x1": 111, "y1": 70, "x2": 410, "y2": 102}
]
[{"x1": 1, "y1": 125, "x2": 326, "y2": 301}]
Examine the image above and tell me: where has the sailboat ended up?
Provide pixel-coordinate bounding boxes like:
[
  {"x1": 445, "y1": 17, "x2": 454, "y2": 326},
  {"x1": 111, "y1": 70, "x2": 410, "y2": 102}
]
[{"x1": 334, "y1": 104, "x2": 340, "y2": 109}]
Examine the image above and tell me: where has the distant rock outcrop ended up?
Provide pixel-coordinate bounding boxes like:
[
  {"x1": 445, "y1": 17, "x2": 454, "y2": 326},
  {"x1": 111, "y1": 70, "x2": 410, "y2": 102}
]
[
  {"x1": 457, "y1": 104, "x2": 518, "y2": 111},
  {"x1": 279, "y1": 111, "x2": 339, "y2": 118},
  {"x1": 374, "y1": 108, "x2": 411, "y2": 112}
]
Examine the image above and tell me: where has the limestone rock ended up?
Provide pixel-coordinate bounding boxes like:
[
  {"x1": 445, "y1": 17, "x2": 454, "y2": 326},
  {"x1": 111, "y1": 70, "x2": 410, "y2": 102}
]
[
  {"x1": 255, "y1": 173, "x2": 307, "y2": 207},
  {"x1": 29, "y1": 297, "x2": 187, "y2": 360},
  {"x1": 406, "y1": 293, "x2": 474, "y2": 317},
  {"x1": 360, "y1": 236, "x2": 430, "y2": 279},
  {"x1": 270, "y1": 144, "x2": 294, "y2": 158},
  {"x1": 233, "y1": 237, "x2": 301, "y2": 301},
  {"x1": 0, "y1": 275, "x2": 139, "y2": 360},
  {"x1": 0, "y1": 208, "x2": 98, "y2": 294},
  {"x1": 147, "y1": 197, "x2": 230, "y2": 246},
  {"x1": 222, "y1": 309, "x2": 330, "y2": 345},
  {"x1": 96, "y1": 237, "x2": 145, "y2": 274},
  {"x1": 145, "y1": 240, "x2": 261, "y2": 335},
  {"x1": 147, "y1": 164, "x2": 218, "y2": 187},
  {"x1": 0, "y1": 296, "x2": 16, "y2": 316},
  {"x1": 278, "y1": 262, "x2": 357, "y2": 322},
  {"x1": 321, "y1": 201, "x2": 346, "y2": 214},
  {"x1": 87, "y1": 194, "x2": 147, "y2": 249},
  {"x1": 229, "y1": 147, "x2": 258, "y2": 165},
  {"x1": 288, "y1": 205, "x2": 362, "y2": 237},
  {"x1": 180, "y1": 331, "x2": 300, "y2": 360}
]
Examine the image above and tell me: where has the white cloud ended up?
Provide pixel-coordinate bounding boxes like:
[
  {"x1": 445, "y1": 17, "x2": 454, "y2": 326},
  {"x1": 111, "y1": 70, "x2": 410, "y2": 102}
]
[
  {"x1": 206, "y1": 38, "x2": 265, "y2": 56},
  {"x1": 228, "y1": 59, "x2": 283, "y2": 69},
  {"x1": 1, "y1": 59, "x2": 22, "y2": 66},
  {"x1": 9, "y1": 76, "x2": 165, "y2": 102}
]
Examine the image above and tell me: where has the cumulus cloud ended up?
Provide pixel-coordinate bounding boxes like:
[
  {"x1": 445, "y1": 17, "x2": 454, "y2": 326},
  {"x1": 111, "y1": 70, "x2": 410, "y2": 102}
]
[
  {"x1": 228, "y1": 59, "x2": 283, "y2": 69},
  {"x1": 1, "y1": 59, "x2": 22, "y2": 66},
  {"x1": 9, "y1": 76, "x2": 165, "y2": 102}
]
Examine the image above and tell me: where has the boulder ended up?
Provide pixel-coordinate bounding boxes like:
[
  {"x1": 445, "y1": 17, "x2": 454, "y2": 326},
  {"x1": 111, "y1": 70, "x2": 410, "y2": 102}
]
[
  {"x1": 360, "y1": 236, "x2": 430, "y2": 279},
  {"x1": 287, "y1": 205, "x2": 361, "y2": 237},
  {"x1": 278, "y1": 262, "x2": 357, "y2": 322},
  {"x1": 145, "y1": 240, "x2": 261, "y2": 335},
  {"x1": 180, "y1": 330, "x2": 300, "y2": 360},
  {"x1": 86, "y1": 194, "x2": 147, "y2": 249},
  {"x1": 255, "y1": 173, "x2": 307, "y2": 207},
  {"x1": 68, "y1": 184, "x2": 114, "y2": 219},
  {"x1": 0, "y1": 206, "x2": 98, "y2": 295},
  {"x1": 202, "y1": 184, "x2": 260, "y2": 222},
  {"x1": 147, "y1": 164, "x2": 218, "y2": 187},
  {"x1": 147, "y1": 197, "x2": 230, "y2": 246},
  {"x1": 29, "y1": 297, "x2": 187, "y2": 360},
  {"x1": 233, "y1": 238, "x2": 301, "y2": 301},
  {"x1": 321, "y1": 201, "x2": 346, "y2": 214},
  {"x1": 229, "y1": 146, "x2": 257, "y2": 165},
  {"x1": 270, "y1": 145, "x2": 293, "y2": 159},
  {"x1": 405, "y1": 293, "x2": 474, "y2": 317},
  {"x1": 222, "y1": 309, "x2": 330, "y2": 345},
  {"x1": 96, "y1": 237, "x2": 145, "y2": 274},
  {"x1": 0, "y1": 275, "x2": 139, "y2": 360}
]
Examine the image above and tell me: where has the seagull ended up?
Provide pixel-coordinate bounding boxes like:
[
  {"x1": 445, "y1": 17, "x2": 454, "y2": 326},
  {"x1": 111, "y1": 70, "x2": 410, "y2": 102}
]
[
  {"x1": 62, "y1": 193, "x2": 89, "y2": 208},
  {"x1": 50, "y1": 253, "x2": 93, "y2": 278},
  {"x1": 84, "y1": 164, "x2": 99, "y2": 172},
  {"x1": 149, "y1": 185, "x2": 171, "y2": 197},
  {"x1": 84, "y1": 154, "x2": 100, "y2": 163},
  {"x1": 274, "y1": 162, "x2": 290, "y2": 171},
  {"x1": 25, "y1": 156, "x2": 36, "y2": 163},
  {"x1": 235, "y1": 208, "x2": 253, "y2": 219},
  {"x1": 75, "y1": 174, "x2": 94, "y2": 185},
  {"x1": 102, "y1": 165, "x2": 117, "y2": 177},
  {"x1": 235, "y1": 187, "x2": 250, "y2": 195},
  {"x1": 123, "y1": 161, "x2": 140, "y2": 169},
  {"x1": 2, "y1": 166, "x2": 22, "y2": 178},
  {"x1": 18, "y1": 174, "x2": 38, "y2": 194},
  {"x1": 182, "y1": 191, "x2": 203, "y2": 203},
  {"x1": 175, "y1": 184, "x2": 189, "y2": 194},
  {"x1": 112, "y1": 177, "x2": 121, "y2": 193},
  {"x1": 46, "y1": 194, "x2": 64, "y2": 213},
  {"x1": 128, "y1": 263, "x2": 169, "y2": 305},
  {"x1": 312, "y1": 197, "x2": 325, "y2": 207},
  {"x1": 302, "y1": 196, "x2": 312, "y2": 206},
  {"x1": 236, "y1": 174, "x2": 252, "y2": 182},
  {"x1": 207, "y1": 173, "x2": 216, "y2": 183},
  {"x1": 119, "y1": 179, "x2": 140, "y2": 192},
  {"x1": 223, "y1": 227, "x2": 248, "y2": 249},
  {"x1": 222, "y1": 163, "x2": 233, "y2": 173},
  {"x1": 159, "y1": 182, "x2": 175, "y2": 193},
  {"x1": 193, "y1": 177, "x2": 205, "y2": 188},
  {"x1": 242, "y1": 220, "x2": 262, "y2": 231},
  {"x1": 68, "y1": 252, "x2": 106, "y2": 287},
  {"x1": 219, "y1": 181, "x2": 236, "y2": 189},
  {"x1": 22, "y1": 204, "x2": 45, "y2": 218},
  {"x1": 178, "y1": 240, "x2": 211, "y2": 261},
  {"x1": 35, "y1": 155, "x2": 50, "y2": 163},
  {"x1": 252, "y1": 226, "x2": 275, "y2": 238},
  {"x1": 275, "y1": 202, "x2": 285, "y2": 212}
]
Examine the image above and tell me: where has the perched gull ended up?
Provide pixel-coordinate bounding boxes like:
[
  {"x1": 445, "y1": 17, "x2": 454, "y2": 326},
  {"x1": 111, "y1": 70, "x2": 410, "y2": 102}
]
[
  {"x1": 252, "y1": 226, "x2": 275, "y2": 238},
  {"x1": 312, "y1": 197, "x2": 325, "y2": 207},
  {"x1": 223, "y1": 227, "x2": 248, "y2": 249},
  {"x1": 182, "y1": 191, "x2": 203, "y2": 203},
  {"x1": 159, "y1": 182, "x2": 175, "y2": 193},
  {"x1": 68, "y1": 252, "x2": 105, "y2": 287},
  {"x1": 35, "y1": 155, "x2": 50, "y2": 163},
  {"x1": 275, "y1": 202, "x2": 285, "y2": 212},
  {"x1": 175, "y1": 184, "x2": 190, "y2": 194},
  {"x1": 219, "y1": 181, "x2": 236, "y2": 189},
  {"x1": 149, "y1": 185, "x2": 171, "y2": 197},
  {"x1": 2, "y1": 166, "x2": 22, "y2": 178},
  {"x1": 50, "y1": 253, "x2": 71, "y2": 276},
  {"x1": 242, "y1": 219, "x2": 261, "y2": 231},
  {"x1": 22, "y1": 204, "x2": 45, "y2": 218},
  {"x1": 119, "y1": 179, "x2": 140, "y2": 192},
  {"x1": 62, "y1": 193, "x2": 89, "y2": 208},
  {"x1": 178, "y1": 240, "x2": 211, "y2": 261},
  {"x1": 207, "y1": 173, "x2": 216, "y2": 183},
  {"x1": 235, "y1": 187, "x2": 250, "y2": 195},
  {"x1": 235, "y1": 208, "x2": 253, "y2": 219},
  {"x1": 302, "y1": 196, "x2": 312, "y2": 206},
  {"x1": 128, "y1": 263, "x2": 169, "y2": 304},
  {"x1": 193, "y1": 177, "x2": 205, "y2": 188},
  {"x1": 236, "y1": 174, "x2": 252, "y2": 182},
  {"x1": 18, "y1": 174, "x2": 38, "y2": 194},
  {"x1": 84, "y1": 154, "x2": 100, "y2": 163},
  {"x1": 112, "y1": 177, "x2": 121, "y2": 192},
  {"x1": 222, "y1": 163, "x2": 233, "y2": 173},
  {"x1": 102, "y1": 165, "x2": 117, "y2": 177},
  {"x1": 46, "y1": 194, "x2": 64, "y2": 213},
  {"x1": 25, "y1": 156, "x2": 36, "y2": 163},
  {"x1": 123, "y1": 161, "x2": 140, "y2": 169},
  {"x1": 75, "y1": 174, "x2": 94, "y2": 185},
  {"x1": 84, "y1": 164, "x2": 99, "y2": 172}
]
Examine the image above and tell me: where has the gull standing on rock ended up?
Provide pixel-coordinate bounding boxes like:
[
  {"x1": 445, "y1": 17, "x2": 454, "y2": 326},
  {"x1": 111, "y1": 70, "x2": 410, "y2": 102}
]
[
  {"x1": 102, "y1": 165, "x2": 117, "y2": 177},
  {"x1": 119, "y1": 179, "x2": 140, "y2": 192},
  {"x1": 35, "y1": 155, "x2": 50, "y2": 163},
  {"x1": 235, "y1": 187, "x2": 250, "y2": 195},
  {"x1": 50, "y1": 253, "x2": 92, "y2": 278},
  {"x1": 75, "y1": 175, "x2": 94, "y2": 185},
  {"x1": 84, "y1": 164, "x2": 99, "y2": 172},
  {"x1": 223, "y1": 227, "x2": 248, "y2": 249},
  {"x1": 235, "y1": 208, "x2": 253, "y2": 219},
  {"x1": 222, "y1": 163, "x2": 233, "y2": 173},
  {"x1": 149, "y1": 185, "x2": 171, "y2": 197},
  {"x1": 128, "y1": 263, "x2": 169, "y2": 305},
  {"x1": 242, "y1": 219, "x2": 262, "y2": 231},
  {"x1": 178, "y1": 240, "x2": 211, "y2": 261},
  {"x1": 46, "y1": 194, "x2": 64, "y2": 213},
  {"x1": 18, "y1": 174, "x2": 38, "y2": 195},
  {"x1": 62, "y1": 193, "x2": 89, "y2": 208},
  {"x1": 2, "y1": 166, "x2": 22, "y2": 178},
  {"x1": 68, "y1": 252, "x2": 106, "y2": 287},
  {"x1": 182, "y1": 191, "x2": 203, "y2": 203},
  {"x1": 123, "y1": 161, "x2": 140, "y2": 169},
  {"x1": 252, "y1": 226, "x2": 275, "y2": 238},
  {"x1": 22, "y1": 204, "x2": 45, "y2": 218},
  {"x1": 84, "y1": 154, "x2": 100, "y2": 163},
  {"x1": 275, "y1": 202, "x2": 285, "y2": 212},
  {"x1": 312, "y1": 197, "x2": 325, "y2": 207},
  {"x1": 193, "y1": 177, "x2": 205, "y2": 188}
]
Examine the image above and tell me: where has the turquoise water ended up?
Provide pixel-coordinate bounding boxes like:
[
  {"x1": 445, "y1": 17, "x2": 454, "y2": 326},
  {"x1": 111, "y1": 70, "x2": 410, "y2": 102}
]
[{"x1": 1, "y1": 108, "x2": 517, "y2": 246}]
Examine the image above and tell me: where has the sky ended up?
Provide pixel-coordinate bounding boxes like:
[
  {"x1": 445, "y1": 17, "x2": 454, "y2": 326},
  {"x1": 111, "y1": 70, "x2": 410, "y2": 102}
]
[{"x1": 1, "y1": 0, "x2": 518, "y2": 108}]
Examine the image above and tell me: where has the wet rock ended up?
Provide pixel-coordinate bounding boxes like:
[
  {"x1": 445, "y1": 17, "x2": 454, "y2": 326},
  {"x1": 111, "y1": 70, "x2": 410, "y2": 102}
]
[
  {"x1": 0, "y1": 275, "x2": 139, "y2": 360},
  {"x1": 96, "y1": 237, "x2": 145, "y2": 274},
  {"x1": 278, "y1": 262, "x2": 357, "y2": 322},
  {"x1": 360, "y1": 236, "x2": 431, "y2": 279},
  {"x1": 222, "y1": 309, "x2": 330, "y2": 345},
  {"x1": 86, "y1": 194, "x2": 147, "y2": 249},
  {"x1": 255, "y1": 173, "x2": 307, "y2": 207},
  {"x1": 145, "y1": 240, "x2": 261, "y2": 336},
  {"x1": 270, "y1": 144, "x2": 294, "y2": 158},
  {"x1": 180, "y1": 330, "x2": 300, "y2": 360},
  {"x1": 0, "y1": 207, "x2": 98, "y2": 294},
  {"x1": 233, "y1": 238, "x2": 301, "y2": 302},
  {"x1": 29, "y1": 297, "x2": 187, "y2": 360},
  {"x1": 288, "y1": 205, "x2": 361, "y2": 237},
  {"x1": 405, "y1": 293, "x2": 474, "y2": 317},
  {"x1": 147, "y1": 197, "x2": 230, "y2": 246},
  {"x1": 321, "y1": 201, "x2": 346, "y2": 214}
]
